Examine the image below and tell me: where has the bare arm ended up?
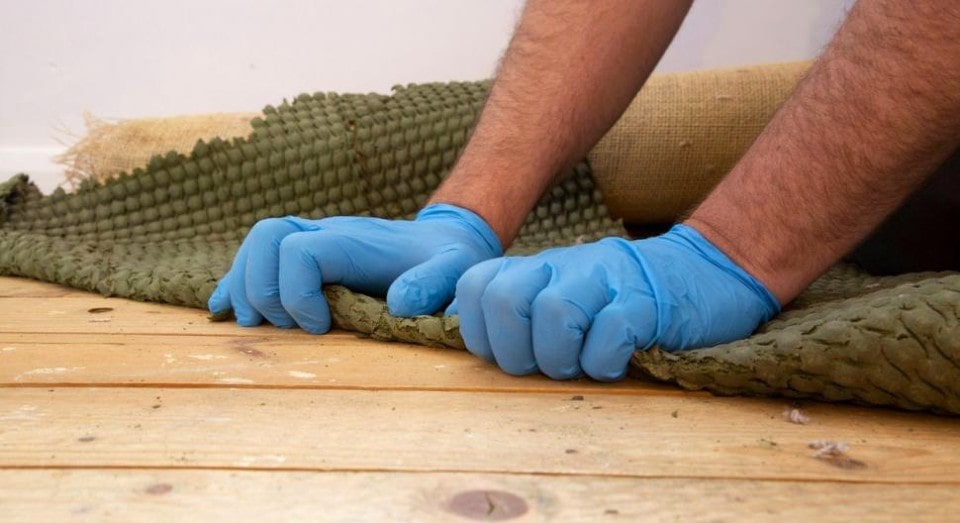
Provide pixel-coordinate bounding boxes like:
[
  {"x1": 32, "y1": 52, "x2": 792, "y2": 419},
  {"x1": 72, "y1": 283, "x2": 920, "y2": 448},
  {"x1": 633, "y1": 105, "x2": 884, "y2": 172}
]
[
  {"x1": 686, "y1": 0, "x2": 960, "y2": 304},
  {"x1": 430, "y1": 0, "x2": 692, "y2": 247}
]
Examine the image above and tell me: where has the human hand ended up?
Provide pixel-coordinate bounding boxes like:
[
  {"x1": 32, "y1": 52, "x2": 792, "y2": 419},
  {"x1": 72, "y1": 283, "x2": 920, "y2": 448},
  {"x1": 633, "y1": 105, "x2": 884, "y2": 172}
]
[
  {"x1": 452, "y1": 224, "x2": 781, "y2": 381},
  {"x1": 209, "y1": 204, "x2": 502, "y2": 333}
]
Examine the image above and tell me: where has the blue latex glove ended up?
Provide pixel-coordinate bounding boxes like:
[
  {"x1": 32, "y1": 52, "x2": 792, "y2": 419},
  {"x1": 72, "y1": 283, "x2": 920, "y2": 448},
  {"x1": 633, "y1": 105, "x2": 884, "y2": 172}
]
[
  {"x1": 452, "y1": 224, "x2": 781, "y2": 381},
  {"x1": 209, "y1": 204, "x2": 502, "y2": 333}
]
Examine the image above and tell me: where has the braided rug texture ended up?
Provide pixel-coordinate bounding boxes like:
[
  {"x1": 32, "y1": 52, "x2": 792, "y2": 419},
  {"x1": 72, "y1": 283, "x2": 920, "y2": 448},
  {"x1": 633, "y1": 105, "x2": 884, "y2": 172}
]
[{"x1": 1, "y1": 82, "x2": 958, "y2": 414}]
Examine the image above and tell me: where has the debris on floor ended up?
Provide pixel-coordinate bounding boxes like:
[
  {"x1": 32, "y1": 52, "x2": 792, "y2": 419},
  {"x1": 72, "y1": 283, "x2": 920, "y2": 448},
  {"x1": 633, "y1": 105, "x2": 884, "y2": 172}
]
[
  {"x1": 783, "y1": 408, "x2": 811, "y2": 424},
  {"x1": 808, "y1": 439, "x2": 868, "y2": 470},
  {"x1": 808, "y1": 439, "x2": 847, "y2": 458}
]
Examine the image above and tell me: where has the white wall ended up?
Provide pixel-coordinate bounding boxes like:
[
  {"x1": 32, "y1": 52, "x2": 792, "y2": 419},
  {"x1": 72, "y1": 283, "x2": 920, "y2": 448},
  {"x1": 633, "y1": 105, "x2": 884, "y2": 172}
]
[{"x1": 0, "y1": 0, "x2": 853, "y2": 192}]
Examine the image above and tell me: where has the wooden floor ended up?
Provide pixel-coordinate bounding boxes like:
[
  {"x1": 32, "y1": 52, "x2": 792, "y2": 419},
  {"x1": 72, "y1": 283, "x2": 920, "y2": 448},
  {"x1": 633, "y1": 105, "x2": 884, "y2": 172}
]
[{"x1": 1, "y1": 276, "x2": 958, "y2": 522}]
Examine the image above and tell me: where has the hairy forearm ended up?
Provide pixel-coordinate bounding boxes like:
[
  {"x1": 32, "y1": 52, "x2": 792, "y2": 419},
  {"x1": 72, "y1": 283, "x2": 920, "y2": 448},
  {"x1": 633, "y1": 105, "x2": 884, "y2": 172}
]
[
  {"x1": 687, "y1": 0, "x2": 960, "y2": 303},
  {"x1": 431, "y1": 0, "x2": 691, "y2": 246}
]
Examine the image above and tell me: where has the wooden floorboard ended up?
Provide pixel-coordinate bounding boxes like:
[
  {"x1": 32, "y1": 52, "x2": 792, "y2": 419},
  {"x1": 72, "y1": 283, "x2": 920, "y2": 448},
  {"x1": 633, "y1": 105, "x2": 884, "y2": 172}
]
[
  {"x1": 1, "y1": 295, "x2": 282, "y2": 337},
  {"x1": 0, "y1": 283, "x2": 674, "y2": 394},
  {"x1": 0, "y1": 333, "x2": 679, "y2": 394},
  {"x1": 0, "y1": 277, "x2": 93, "y2": 298},
  {"x1": 1, "y1": 387, "x2": 955, "y2": 482},
  {"x1": 1, "y1": 275, "x2": 958, "y2": 521},
  {"x1": 1, "y1": 470, "x2": 955, "y2": 523}
]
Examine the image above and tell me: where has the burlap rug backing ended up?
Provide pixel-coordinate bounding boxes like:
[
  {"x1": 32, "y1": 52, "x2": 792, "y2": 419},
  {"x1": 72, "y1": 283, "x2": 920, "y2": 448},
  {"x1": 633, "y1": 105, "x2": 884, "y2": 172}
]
[
  {"x1": 58, "y1": 63, "x2": 811, "y2": 224},
  {"x1": 589, "y1": 61, "x2": 810, "y2": 223},
  {"x1": 59, "y1": 113, "x2": 258, "y2": 190}
]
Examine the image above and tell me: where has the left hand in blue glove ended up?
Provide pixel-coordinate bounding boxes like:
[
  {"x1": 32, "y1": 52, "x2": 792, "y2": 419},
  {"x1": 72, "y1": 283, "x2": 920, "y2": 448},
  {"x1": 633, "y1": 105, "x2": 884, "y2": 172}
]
[{"x1": 452, "y1": 224, "x2": 781, "y2": 381}]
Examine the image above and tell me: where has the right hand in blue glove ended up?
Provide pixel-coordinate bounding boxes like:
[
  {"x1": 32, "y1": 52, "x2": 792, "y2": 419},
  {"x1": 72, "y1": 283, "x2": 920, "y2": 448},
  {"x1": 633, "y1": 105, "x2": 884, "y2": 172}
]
[
  {"x1": 208, "y1": 204, "x2": 502, "y2": 333},
  {"x1": 452, "y1": 224, "x2": 781, "y2": 381}
]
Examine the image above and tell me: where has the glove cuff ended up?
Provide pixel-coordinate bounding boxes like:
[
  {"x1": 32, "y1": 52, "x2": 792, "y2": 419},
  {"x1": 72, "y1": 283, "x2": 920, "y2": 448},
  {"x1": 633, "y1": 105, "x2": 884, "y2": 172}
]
[
  {"x1": 416, "y1": 203, "x2": 504, "y2": 257},
  {"x1": 668, "y1": 224, "x2": 782, "y2": 320}
]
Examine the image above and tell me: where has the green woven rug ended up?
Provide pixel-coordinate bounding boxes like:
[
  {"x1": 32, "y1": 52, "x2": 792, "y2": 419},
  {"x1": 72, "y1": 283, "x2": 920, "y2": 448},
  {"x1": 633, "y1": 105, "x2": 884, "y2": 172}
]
[{"x1": 1, "y1": 82, "x2": 958, "y2": 414}]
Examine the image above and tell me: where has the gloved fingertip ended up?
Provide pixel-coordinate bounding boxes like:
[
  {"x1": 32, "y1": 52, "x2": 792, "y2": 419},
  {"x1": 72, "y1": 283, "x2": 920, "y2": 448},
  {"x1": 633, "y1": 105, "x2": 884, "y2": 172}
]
[
  {"x1": 385, "y1": 286, "x2": 417, "y2": 317},
  {"x1": 266, "y1": 316, "x2": 297, "y2": 329},
  {"x1": 444, "y1": 298, "x2": 459, "y2": 316},
  {"x1": 500, "y1": 360, "x2": 540, "y2": 377},
  {"x1": 580, "y1": 340, "x2": 633, "y2": 381},
  {"x1": 251, "y1": 300, "x2": 297, "y2": 330},
  {"x1": 580, "y1": 304, "x2": 649, "y2": 382},
  {"x1": 207, "y1": 283, "x2": 229, "y2": 314},
  {"x1": 280, "y1": 288, "x2": 333, "y2": 335},
  {"x1": 588, "y1": 366, "x2": 628, "y2": 383},
  {"x1": 299, "y1": 322, "x2": 332, "y2": 335},
  {"x1": 235, "y1": 313, "x2": 263, "y2": 328},
  {"x1": 290, "y1": 307, "x2": 333, "y2": 335},
  {"x1": 541, "y1": 363, "x2": 584, "y2": 381},
  {"x1": 386, "y1": 276, "x2": 450, "y2": 317}
]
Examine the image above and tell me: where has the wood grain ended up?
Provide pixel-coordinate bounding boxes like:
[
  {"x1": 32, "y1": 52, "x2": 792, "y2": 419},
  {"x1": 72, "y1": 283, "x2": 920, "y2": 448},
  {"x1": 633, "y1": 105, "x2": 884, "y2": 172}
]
[
  {"x1": 1, "y1": 387, "x2": 956, "y2": 483},
  {"x1": 0, "y1": 276, "x2": 680, "y2": 394},
  {"x1": 2, "y1": 276, "x2": 957, "y2": 521},
  {"x1": 0, "y1": 277, "x2": 91, "y2": 298},
  {"x1": 0, "y1": 295, "x2": 272, "y2": 337},
  {"x1": 1, "y1": 470, "x2": 954, "y2": 523},
  {"x1": 0, "y1": 333, "x2": 676, "y2": 394}
]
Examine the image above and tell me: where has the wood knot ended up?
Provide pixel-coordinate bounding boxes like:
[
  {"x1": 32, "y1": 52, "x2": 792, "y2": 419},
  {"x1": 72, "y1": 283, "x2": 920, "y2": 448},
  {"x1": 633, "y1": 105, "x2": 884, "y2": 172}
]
[
  {"x1": 144, "y1": 483, "x2": 173, "y2": 495},
  {"x1": 446, "y1": 489, "x2": 529, "y2": 520}
]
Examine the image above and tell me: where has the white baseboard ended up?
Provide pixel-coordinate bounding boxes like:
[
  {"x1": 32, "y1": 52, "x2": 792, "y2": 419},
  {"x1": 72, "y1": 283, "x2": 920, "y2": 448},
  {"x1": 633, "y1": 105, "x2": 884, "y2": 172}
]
[{"x1": 0, "y1": 146, "x2": 69, "y2": 194}]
